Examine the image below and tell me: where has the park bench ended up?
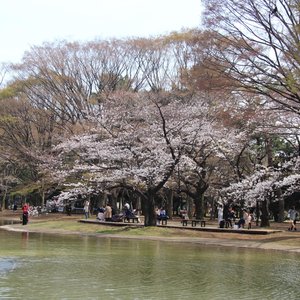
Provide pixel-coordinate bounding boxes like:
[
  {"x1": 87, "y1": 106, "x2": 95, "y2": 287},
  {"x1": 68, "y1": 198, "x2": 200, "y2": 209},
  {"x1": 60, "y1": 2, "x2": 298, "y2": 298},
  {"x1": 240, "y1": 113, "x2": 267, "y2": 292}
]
[
  {"x1": 123, "y1": 216, "x2": 140, "y2": 223},
  {"x1": 157, "y1": 215, "x2": 169, "y2": 225},
  {"x1": 191, "y1": 219, "x2": 206, "y2": 227},
  {"x1": 181, "y1": 219, "x2": 206, "y2": 227}
]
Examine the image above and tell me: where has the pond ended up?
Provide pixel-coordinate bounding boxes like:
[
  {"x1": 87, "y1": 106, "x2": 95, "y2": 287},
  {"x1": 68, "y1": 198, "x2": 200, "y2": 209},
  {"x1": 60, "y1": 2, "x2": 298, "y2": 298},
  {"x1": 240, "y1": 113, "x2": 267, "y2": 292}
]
[{"x1": 0, "y1": 226, "x2": 299, "y2": 300}]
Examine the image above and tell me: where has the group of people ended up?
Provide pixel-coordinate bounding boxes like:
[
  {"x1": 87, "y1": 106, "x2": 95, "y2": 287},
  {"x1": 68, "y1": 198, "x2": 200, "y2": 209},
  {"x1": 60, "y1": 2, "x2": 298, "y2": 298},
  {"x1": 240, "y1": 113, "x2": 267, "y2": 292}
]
[
  {"x1": 96, "y1": 203, "x2": 114, "y2": 221},
  {"x1": 218, "y1": 205, "x2": 252, "y2": 229},
  {"x1": 95, "y1": 202, "x2": 140, "y2": 222},
  {"x1": 21, "y1": 196, "x2": 299, "y2": 231},
  {"x1": 155, "y1": 207, "x2": 168, "y2": 224},
  {"x1": 82, "y1": 199, "x2": 143, "y2": 223},
  {"x1": 84, "y1": 199, "x2": 112, "y2": 221},
  {"x1": 218, "y1": 204, "x2": 299, "y2": 231}
]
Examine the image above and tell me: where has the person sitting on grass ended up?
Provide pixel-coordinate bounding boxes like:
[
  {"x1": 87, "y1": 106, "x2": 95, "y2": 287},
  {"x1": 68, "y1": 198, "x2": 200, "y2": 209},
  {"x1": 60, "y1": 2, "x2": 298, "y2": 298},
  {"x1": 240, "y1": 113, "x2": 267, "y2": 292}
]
[
  {"x1": 104, "y1": 203, "x2": 112, "y2": 221},
  {"x1": 96, "y1": 207, "x2": 105, "y2": 221}
]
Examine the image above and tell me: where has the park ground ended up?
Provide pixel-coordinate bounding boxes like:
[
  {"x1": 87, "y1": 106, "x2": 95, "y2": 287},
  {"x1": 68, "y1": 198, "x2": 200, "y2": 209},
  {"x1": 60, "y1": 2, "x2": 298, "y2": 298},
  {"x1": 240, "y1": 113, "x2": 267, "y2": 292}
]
[{"x1": 1, "y1": 209, "x2": 300, "y2": 253}]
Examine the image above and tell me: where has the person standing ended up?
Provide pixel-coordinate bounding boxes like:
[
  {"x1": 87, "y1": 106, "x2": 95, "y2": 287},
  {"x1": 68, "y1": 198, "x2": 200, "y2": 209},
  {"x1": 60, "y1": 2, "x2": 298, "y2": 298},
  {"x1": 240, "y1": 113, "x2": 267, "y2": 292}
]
[
  {"x1": 83, "y1": 199, "x2": 90, "y2": 219},
  {"x1": 288, "y1": 206, "x2": 298, "y2": 231},
  {"x1": 66, "y1": 202, "x2": 72, "y2": 216},
  {"x1": 218, "y1": 205, "x2": 224, "y2": 227},
  {"x1": 227, "y1": 207, "x2": 236, "y2": 228},
  {"x1": 243, "y1": 210, "x2": 253, "y2": 229},
  {"x1": 22, "y1": 203, "x2": 29, "y2": 225},
  {"x1": 247, "y1": 211, "x2": 253, "y2": 229}
]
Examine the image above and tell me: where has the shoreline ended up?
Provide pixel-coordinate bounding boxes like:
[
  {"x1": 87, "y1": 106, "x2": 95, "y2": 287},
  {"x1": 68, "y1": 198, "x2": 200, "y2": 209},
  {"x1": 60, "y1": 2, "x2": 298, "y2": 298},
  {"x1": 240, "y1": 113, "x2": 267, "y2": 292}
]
[{"x1": 1, "y1": 211, "x2": 300, "y2": 254}]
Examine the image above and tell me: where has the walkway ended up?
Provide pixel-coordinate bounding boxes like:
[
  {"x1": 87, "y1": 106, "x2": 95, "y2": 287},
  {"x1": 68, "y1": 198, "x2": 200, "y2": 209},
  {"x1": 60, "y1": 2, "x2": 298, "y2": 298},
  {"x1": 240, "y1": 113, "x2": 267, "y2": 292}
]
[{"x1": 79, "y1": 218, "x2": 283, "y2": 235}]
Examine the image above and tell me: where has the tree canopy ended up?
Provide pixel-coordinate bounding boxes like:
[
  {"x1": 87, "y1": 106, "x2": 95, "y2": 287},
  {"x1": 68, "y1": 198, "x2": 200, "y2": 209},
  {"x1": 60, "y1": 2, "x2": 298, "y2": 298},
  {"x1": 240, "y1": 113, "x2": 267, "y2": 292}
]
[{"x1": 1, "y1": 21, "x2": 300, "y2": 225}]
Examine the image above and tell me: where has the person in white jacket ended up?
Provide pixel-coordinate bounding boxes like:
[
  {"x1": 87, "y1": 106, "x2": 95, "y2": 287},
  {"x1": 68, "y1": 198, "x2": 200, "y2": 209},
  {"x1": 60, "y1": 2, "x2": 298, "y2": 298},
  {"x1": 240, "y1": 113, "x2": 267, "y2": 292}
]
[
  {"x1": 218, "y1": 205, "x2": 223, "y2": 227},
  {"x1": 288, "y1": 206, "x2": 298, "y2": 231},
  {"x1": 83, "y1": 200, "x2": 90, "y2": 219}
]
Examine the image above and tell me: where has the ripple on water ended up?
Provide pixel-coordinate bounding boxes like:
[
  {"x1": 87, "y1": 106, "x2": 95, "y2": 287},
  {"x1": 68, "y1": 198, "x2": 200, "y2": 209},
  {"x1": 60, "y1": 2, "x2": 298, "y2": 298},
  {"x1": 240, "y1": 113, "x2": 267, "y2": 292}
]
[
  {"x1": 0, "y1": 258, "x2": 18, "y2": 299},
  {"x1": 0, "y1": 258, "x2": 17, "y2": 276}
]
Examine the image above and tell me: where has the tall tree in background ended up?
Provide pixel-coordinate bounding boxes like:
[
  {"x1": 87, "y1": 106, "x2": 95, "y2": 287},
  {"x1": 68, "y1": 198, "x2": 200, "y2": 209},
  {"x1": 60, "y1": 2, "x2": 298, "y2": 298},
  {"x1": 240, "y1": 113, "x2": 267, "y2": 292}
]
[
  {"x1": 0, "y1": 63, "x2": 9, "y2": 88},
  {"x1": 202, "y1": 0, "x2": 300, "y2": 115},
  {"x1": 202, "y1": 0, "x2": 300, "y2": 223},
  {"x1": 3, "y1": 27, "x2": 299, "y2": 221}
]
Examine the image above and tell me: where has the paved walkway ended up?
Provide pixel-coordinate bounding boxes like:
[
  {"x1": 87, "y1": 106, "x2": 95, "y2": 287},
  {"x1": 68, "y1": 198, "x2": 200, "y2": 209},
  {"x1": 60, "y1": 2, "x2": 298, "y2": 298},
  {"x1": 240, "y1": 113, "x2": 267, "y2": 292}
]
[{"x1": 80, "y1": 218, "x2": 283, "y2": 235}]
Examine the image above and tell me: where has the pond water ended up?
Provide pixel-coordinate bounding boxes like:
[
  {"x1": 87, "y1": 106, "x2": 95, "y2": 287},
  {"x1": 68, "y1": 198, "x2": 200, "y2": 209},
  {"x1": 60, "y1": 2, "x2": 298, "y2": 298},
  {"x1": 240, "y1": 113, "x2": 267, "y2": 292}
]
[{"x1": 0, "y1": 225, "x2": 300, "y2": 300}]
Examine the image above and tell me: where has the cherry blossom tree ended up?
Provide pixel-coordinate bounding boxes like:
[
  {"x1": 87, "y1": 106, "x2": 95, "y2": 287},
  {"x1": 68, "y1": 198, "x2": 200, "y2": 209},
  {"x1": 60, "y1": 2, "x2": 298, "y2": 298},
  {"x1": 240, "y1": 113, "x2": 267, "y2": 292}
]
[
  {"x1": 53, "y1": 91, "x2": 186, "y2": 226},
  {"x1": 4, "y1": 27, "x2": 300, "y2": 222},
  {"x1": 220, "y1": 144, "x2": 300, "y2": 226},
  {"x1": 206, "y1": 90, "x2": 300, "y2": 225},
  {"x1": 51, "y1": 88, "x2": 240, "y2": 226}
]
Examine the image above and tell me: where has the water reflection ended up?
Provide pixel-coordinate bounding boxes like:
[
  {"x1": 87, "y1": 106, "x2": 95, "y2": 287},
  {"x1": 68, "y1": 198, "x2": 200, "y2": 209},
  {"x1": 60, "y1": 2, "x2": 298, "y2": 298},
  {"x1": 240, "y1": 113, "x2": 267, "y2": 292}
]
[
  {"x1": 0, "y1": 229, "x2": 299, "y2": 300},
  {"x1": 0, "y1": 219, "x2": 19, "y2": 226}
]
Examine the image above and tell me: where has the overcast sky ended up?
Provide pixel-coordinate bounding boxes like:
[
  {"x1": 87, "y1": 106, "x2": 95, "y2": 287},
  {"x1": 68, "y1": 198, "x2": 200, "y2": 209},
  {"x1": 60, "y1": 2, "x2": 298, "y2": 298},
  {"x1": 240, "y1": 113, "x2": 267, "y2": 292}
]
[{"x1": 1, "y1": 0, "x2": 202, "y2": 64}]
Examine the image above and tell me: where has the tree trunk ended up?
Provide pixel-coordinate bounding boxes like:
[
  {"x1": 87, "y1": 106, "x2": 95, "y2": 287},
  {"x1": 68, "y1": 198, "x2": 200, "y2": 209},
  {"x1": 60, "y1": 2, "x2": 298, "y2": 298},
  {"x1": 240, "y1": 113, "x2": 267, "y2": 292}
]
[
  {"x1": 143, "y1": 193, "x2": 157, "y2": 226},
  {"x1": 136, "y1": 196, "x2": 142, "y2": 212},
  {"x1": 255, "y1": 200, "x2": 260, "y2": 226},
  {"x1": 265, "y1": 135, "x2": 273, "y2": 167},
  {"x1": 187, "y1": 196, "x2": 194, "y2": 219},
  {"x1": 166, "y1": 189, "x2": 173, "y2": 220},
  {"x1": 41, "y1": 186, "x2": 45, "y2": 208},
  {"x1": 110, "y1": 190, "x2": 118, "y2": 213},
  {"x1": 194, "y1": 193, "x2": 205, "y2": 220},
  {"x1": 276, "y1": 189, "x2": 285, "y2": 223},
  {"x1": 1, "y1": 187, "x2": 7, "y2": 211},
  {"x1": 210, "y1": 197, "x2": 215, "y2": 220},
  {"x1": 277, "y1": 198, "x2": 285, "y2": 223},
  {"x1": 260, "y1": 200, "x2": 270, "y2": 227}
]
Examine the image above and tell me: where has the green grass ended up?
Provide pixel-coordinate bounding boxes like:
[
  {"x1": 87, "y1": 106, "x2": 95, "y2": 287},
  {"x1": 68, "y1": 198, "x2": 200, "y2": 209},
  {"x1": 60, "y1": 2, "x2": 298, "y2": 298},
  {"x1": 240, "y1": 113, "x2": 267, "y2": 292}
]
[{"x1": 25, "y1": 219, "x2": 190, "y2": 237}]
